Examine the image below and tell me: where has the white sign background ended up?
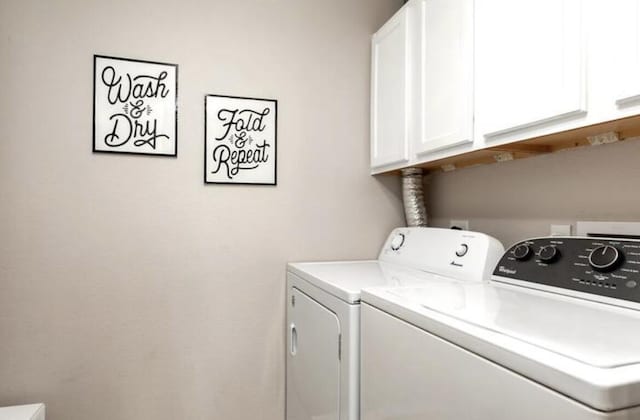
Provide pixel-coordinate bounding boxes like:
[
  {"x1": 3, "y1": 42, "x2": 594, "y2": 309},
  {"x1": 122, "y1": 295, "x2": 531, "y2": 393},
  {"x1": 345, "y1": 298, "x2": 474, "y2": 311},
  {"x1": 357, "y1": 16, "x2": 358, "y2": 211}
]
[
  {"x1": 93, "y1": 55, "x2": 178, "y2": 156},
  {"x1": 205, "y1": 95, "x2": 277, "y2": 185}
]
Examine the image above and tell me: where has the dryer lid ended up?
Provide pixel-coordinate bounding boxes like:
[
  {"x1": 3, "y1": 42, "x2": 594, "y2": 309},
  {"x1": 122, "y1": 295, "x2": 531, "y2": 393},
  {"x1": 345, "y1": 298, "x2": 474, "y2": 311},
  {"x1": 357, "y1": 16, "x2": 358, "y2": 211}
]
[
  {"x1": 287, "y1": 261, "x2": 448, "y2": 304},
  {"x1": 384, "y1": 282, "x2": 640, "y2": 368}
]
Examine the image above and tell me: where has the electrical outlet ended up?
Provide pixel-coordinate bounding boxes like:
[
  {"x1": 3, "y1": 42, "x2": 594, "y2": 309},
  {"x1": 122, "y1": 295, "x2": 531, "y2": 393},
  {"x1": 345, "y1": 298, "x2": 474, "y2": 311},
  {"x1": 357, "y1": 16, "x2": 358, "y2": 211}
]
[{"x1": 450, "y1": 219, "x2": 469, "y2": 231}]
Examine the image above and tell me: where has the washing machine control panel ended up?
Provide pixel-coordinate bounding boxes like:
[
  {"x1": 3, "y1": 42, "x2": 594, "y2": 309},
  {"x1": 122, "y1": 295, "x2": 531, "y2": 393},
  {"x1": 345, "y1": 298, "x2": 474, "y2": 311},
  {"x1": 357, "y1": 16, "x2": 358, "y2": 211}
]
[{"x1": 493, "y1": 237, "x2": 640, "y2": 304}]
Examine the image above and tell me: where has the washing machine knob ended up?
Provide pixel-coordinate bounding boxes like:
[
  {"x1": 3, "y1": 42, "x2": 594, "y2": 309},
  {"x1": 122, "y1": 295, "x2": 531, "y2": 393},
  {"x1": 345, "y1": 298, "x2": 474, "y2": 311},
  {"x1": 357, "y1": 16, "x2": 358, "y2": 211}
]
[
  {"x1": 390, "y1": 233, "x2": 405, "y2": 251},
  {"x1": 588, "y1": 245, "x2": 622, "y2": 272},
  {"x1": 538, "y1": 246, "x2": 560, "y2": 263},
  {"x1": 512, "y1": 244, "x2": 533, "y2": 261}
]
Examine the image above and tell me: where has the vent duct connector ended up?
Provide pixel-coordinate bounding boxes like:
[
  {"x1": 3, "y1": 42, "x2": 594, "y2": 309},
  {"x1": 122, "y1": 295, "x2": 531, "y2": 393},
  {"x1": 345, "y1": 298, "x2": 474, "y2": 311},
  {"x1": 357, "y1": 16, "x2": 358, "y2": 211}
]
[{"x1": 401, "y1": 168, "x2": 427, "y2": 227}]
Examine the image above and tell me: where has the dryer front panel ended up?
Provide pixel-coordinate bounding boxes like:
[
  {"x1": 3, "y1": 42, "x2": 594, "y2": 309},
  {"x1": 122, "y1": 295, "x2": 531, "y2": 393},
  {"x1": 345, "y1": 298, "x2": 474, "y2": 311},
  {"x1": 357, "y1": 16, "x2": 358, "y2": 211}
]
[{"x1": 287, "y1": 287, "x2": 341, "y2": 420}]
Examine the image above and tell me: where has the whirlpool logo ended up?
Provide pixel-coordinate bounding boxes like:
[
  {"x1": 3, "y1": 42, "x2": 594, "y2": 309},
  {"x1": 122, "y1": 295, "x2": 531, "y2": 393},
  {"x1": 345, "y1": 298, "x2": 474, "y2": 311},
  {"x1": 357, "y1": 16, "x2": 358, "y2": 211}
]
[{"x1": 498, "y1": 266, "x2": 517, "y2": 275}]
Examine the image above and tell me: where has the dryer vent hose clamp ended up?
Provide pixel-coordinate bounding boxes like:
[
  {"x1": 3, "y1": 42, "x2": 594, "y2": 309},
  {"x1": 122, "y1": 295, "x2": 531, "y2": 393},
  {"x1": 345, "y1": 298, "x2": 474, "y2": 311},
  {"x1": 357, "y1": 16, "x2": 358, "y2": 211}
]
[{"x1": 401, "y1": 168, "x2": 427, "y2": 227}]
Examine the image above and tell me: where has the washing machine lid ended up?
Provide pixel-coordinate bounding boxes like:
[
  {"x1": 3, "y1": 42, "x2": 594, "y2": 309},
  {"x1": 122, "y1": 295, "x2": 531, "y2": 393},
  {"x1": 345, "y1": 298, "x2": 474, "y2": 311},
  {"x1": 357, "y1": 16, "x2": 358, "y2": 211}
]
[
  {"x1": 362, "y1": 281, "x2": 640, "y2": 411},
  {"x1": 386, "y1": 282, "x2": 640, "y2": 368},
  {"x1": 287, "y1": 261, "x2": 446, "y2": 304}
]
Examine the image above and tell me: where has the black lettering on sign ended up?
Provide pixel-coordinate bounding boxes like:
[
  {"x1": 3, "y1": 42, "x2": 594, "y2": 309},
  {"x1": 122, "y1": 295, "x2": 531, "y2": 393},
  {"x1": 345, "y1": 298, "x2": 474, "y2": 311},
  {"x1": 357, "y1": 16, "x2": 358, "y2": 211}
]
[
  {"x1": 93, "y1": 55, "x2": 178, "y2": 157},
  {"x1": 205, "y1": 95, "x2": 277, "y2": 185}
]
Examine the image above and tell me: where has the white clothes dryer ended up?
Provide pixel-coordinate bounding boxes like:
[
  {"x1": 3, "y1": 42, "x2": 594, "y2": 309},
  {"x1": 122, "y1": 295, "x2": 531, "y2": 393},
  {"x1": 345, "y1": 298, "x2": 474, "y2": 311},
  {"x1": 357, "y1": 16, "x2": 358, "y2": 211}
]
[{"x1": 286, "y1": 227, "x2": 503, "y2": 420}]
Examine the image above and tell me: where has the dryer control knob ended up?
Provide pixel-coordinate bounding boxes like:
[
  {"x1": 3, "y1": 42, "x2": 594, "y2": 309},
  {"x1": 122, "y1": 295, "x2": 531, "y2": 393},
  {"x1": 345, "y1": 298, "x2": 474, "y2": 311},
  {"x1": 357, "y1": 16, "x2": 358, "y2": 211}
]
[
  {"x1": 455, "y1": 244, "x2": 469, "y2": 257},
  {"x1": 390, "y1": 233, "x2": 405, "y2": 251}
]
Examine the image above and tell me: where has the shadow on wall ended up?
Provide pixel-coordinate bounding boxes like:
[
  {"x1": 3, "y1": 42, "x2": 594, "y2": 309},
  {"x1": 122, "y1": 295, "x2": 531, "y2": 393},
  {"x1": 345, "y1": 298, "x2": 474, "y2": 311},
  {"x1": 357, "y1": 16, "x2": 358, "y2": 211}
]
[{"x1": 424, "y1": 138, "x2": 640, "y2": 245}]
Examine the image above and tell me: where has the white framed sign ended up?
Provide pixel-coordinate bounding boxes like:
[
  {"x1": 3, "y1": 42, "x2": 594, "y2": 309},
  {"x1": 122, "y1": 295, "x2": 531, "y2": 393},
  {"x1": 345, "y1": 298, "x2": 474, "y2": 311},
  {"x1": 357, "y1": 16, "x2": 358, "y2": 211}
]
[
  {"x1": 205, "y1": 94, "x2": 277, "y2": 185},
  {"x1": 93, "y1": 55, "x2": 178, "y2": 156}
]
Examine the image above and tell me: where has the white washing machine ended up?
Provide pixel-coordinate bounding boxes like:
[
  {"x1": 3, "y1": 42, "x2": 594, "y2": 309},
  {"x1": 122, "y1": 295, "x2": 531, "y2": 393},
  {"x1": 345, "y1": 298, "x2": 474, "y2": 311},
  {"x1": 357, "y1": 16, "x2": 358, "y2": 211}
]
[
  {"x1": 286, "y1": 227, "x2": 504, "y2": 420},
  {"x1": 361, "y1": 235, "x2": 640, "y2": 420}
]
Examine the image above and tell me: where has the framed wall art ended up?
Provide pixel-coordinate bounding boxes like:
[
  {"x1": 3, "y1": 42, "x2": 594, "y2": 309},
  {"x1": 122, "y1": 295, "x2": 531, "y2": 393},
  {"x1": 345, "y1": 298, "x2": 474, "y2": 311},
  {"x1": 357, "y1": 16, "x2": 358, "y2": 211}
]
[
  {"x1": 93, "y1": 55, "x2": 178, "y2": 156},
  {"x1": 204, "y1": 94, "x2": 277, "y2": 185}
]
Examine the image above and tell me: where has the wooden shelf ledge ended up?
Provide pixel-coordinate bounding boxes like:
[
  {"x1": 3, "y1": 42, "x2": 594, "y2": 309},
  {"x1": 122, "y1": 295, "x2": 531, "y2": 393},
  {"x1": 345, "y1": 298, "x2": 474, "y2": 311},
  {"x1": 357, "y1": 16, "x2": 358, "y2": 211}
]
[{"x1": 385, "y1": 114, "x2": 640, "y2": 175}]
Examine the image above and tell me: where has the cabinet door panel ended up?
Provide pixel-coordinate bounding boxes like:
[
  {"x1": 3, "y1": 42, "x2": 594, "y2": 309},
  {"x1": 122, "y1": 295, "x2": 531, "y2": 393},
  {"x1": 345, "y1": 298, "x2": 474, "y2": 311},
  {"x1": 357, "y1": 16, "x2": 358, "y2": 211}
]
[
  {"x1": 416, "y1": 0, "x2": 473, "y2": 155},
  {"x1": 371, "y1": 8, "x2": 411, "y2": 169},
  {"x1": 615, "y1": 0, "x2": 640, "y2": 107},
  {"x1": 476, "y1": 0, "x2": 586, "y2": 139}
]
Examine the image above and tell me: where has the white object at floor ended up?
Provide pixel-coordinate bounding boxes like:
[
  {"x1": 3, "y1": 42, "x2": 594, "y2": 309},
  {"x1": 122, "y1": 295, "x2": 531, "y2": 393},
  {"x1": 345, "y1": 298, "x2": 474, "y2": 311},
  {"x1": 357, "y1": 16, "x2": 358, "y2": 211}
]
[{"x1": 0, "y1": 404, "x2": 45, "y2": 420}]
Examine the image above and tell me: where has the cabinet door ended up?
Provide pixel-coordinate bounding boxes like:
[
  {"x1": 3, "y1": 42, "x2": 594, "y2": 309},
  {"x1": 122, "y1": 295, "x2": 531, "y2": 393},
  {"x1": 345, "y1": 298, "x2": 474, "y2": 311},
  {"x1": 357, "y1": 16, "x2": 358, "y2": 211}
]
[
  {"x1": 614, "y1": 0, "x2": 640, "y2": 107},
  {"x1": 475, "y1": 0, "x2": 586, "y2": 140},
  {"x1": 286, "y1": 288, "x2": 341, "y2": 420},
  {"x1": 371, "y1": 6, "x2": 412, "y2": 170},
  {"x1": 415, "y1": 0, "x2": 473, "y2": 155}
]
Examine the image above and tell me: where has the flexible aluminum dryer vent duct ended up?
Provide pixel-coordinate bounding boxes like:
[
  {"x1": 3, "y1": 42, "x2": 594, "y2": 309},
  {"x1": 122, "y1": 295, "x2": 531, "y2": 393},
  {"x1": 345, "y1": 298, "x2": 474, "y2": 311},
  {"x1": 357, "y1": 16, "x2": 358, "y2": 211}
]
[{"x1": 401, "y1": 168, "x2": 427, "y2": 227}]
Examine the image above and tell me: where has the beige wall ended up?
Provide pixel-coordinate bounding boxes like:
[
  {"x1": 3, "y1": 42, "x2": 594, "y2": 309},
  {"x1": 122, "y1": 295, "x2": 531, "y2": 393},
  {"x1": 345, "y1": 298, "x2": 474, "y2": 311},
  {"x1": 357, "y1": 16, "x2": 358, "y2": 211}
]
[
  {"x1": 0, "y1": 1, "x2": 405, "y2": 419},
  {"x1": 427, "y1": 138, "x2": 640, "y2": 247}
]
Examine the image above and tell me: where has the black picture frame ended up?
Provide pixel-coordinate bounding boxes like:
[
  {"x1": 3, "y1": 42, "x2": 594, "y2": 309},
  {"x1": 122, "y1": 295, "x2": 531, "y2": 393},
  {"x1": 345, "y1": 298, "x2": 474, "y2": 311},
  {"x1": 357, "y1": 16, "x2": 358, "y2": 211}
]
[
  {"x1": 204, "y1": 94, "x2": 278, "y2": 185},
  {"x1": 93, "y1": 54, "x2": 179, "y2": 157}
]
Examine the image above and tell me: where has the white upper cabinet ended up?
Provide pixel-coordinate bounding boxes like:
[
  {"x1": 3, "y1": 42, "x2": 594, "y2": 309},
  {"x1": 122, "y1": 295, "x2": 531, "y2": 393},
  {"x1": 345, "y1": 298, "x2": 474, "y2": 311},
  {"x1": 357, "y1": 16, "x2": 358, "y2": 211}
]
[
  {"x1": 371, "y1": 0, "x2": 473, "y2": 173},
  {"x1": 583, "y1": 0, "x2": 640, "y2": 123},
  {"x1": 371, "y1": 0, "x2": 640, "y2": 173},
  {"x1": 415, "y1": 0, "x2": 474, "y2": 156},
  {"x1": 612, "y1": 0, "x2": 640, "y2": 107},
  {"x1": 371, "y1": 6, "x2": 412, "y2": 170},
  {"x1": 475, "y1": 0, "x2": 587, "y2": 141}
]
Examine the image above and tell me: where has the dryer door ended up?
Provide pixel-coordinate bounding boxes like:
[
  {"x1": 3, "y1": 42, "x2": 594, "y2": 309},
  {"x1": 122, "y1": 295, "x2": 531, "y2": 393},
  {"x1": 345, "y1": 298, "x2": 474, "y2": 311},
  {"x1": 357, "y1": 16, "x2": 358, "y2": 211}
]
[{"x1": 287, "y1": 287, "x2": 341, "y2": 420}]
